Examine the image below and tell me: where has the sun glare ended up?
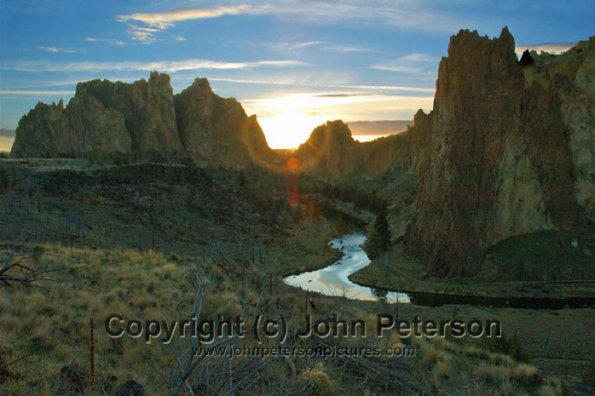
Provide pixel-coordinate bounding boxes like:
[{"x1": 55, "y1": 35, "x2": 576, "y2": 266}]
[
  {"x1": 249, "y1": 93, "x2": 327, "y2": 149},
  {"x1": 258, "y1": 113, "x2": 326, "y2": 149},
  {"x1": 244, "y1": 92, "x2": 433, "y2": 149}
]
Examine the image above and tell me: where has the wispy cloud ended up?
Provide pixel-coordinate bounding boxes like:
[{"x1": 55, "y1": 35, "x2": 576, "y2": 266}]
[
  {"x1": 313, "y1": 93, "x2": 371, "y2": 98},
  {"x1": 267, "y1": 40, "x2": 369, "y2": 54},
  {"x1": 38, "y1": 46, "x2": 76, "y2": 53},
  {"x1": 269, "y1": 40, "x2": 325, "y2": 52},
  {"x1": 210, "y1": 77, "x2": 435, "y2": 94},
  {"x1": 0, "y1": 90, "x2": 74, "y2": 95},
  {"x1": 370, "y1": 52, "x2": 438, "y2": 74},
  {"x1": 2, "y1": 59, "x2": 305, "y2": 73},
  {"x1": 263, "y1": 0, "x2": 462, "y2": 33},
  {"x1": 85, "y1": 37, "x2": 126, "y2": 47},
  {"x1": 126, "y1": 25, "x2": 161, "y2": 44},
  {"x1": 116, "y1": 5, "x2": 253, "y2": 29},
  {"x1": 0, "y1": 129, "x2": 15, "y2": 137},
  {"x1": 116, "y1": 5, "x2": 257, "y2": 44},
  {"x1": 115, "y1": 1, "x2": 462, "y2": 44},
  {"x1": 515, "y1": 42, "x2": 576, "y2": 56},
  {"x1": 322, "y1": 44, "x2": 369, "y2": 53}
]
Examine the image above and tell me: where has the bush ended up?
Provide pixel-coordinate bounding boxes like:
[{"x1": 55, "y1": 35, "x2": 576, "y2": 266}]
[{"x1": 366, "y1": 202, "x2": 390, "y2": 259}]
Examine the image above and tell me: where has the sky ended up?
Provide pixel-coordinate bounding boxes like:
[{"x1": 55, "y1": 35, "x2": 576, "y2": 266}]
[{"x1": 0, "y1": 1, "x2": 593, "y2": 149}]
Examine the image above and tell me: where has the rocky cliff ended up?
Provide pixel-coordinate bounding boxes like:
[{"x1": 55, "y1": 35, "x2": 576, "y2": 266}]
[
  {"x1": 11, "y1": 72, "x2": 277, "y2": 168},
  {"x1": 293, "y1": 120, "x2": 412, "y2": 178},
  {"x1": 174, "y1": 78, "x2": 276, "y2": 168},
  {"x1": 403, "y1": 28, "x2": 594, "y2": 276}
]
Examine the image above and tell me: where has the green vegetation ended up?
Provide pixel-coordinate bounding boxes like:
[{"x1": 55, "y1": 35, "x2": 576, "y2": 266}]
[
  {"x1": 481, "y1": 230, "x2": 595, "y2": 282},
  {"x1": 352, "y1": 242, "x2": 594, "y2": 299},
  {"x1": 365, "y1": 202, "x2": 391, "y2": 259}
]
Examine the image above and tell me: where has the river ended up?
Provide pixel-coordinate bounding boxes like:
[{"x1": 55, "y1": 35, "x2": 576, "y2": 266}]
[
  {"x1": 283, "y1": 233, "x2": 410, "y2": 304},
  {"x1": 283, "y1": 233, "x2": 594, "y2": 309}
]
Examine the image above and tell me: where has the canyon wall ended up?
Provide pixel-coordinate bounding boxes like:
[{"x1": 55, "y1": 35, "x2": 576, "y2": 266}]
[
  {"x1": 9, "y1": 28, "x2": 593, "y2": 278},
  {"x1": 403, "y1": 28, "x2": 593, "y2": 276},
  {"x1": 11, "y1": 72, "x2": 276, "y2": 168}
]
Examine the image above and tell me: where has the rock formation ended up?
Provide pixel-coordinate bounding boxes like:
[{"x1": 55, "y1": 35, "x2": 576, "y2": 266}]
[
  {"x1": 174, "y1": 78, "x2": 275, "y2": 168},
  {"x1": 295, "y1": 31, "x2": 593, "y2": 277},
  {"x1": 9, "y1": 28, "x2": 593, "y2": 278},
  {"x1": 403, "y1": 28, "x2": 593, "y2": 276},
  {"x1": 293, "y1": 120, "x2": 412, "y2": 178},
  {"x1": 11, "y1": 72, "x2": 277, "y2": 168}
]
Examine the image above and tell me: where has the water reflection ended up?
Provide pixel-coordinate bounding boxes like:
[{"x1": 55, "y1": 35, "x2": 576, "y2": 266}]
[{"x1": 283, "y1": 233, "x2": 410, "y2": 304}]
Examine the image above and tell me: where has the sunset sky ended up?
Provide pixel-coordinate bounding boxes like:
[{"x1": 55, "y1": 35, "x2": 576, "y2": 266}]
[{"x1": 1, "y1": 1, "x2": 593, "y2": 148}]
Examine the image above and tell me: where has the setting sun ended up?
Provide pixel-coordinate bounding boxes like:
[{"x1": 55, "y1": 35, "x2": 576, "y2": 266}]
[
  {"x1": 246, "y1": 94, "x2": 326, "y2": 149},
  {"x1": 258, "y1": 113, "x2": 326, "y2": 149},
  {"x1": 244, "y1": 92, "x2": 433, "y2": 149}
]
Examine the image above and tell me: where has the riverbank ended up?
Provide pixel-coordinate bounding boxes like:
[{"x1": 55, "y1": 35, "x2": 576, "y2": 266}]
[
  {"x1": 282, "y1": 233, "x2": 410, "y2": 303},
  {"x1": 350, "y1": 244, "x2": 595, "y2": 302}
]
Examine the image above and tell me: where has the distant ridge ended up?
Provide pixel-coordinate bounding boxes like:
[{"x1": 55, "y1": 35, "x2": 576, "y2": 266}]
[{"x1": 347, "y1": 120, "x2": 410, "y2": 137}]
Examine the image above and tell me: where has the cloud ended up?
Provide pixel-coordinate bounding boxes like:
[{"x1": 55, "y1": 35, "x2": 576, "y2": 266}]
[
  {"x1": 0, "y1": 90, "x2": 74, "y2": 95},
  {"x1": 345, "y1": 84, "x2": 434, "y2": 93},
  {"x1": 262, "y1": 0, "x2": 462, "y2": 33},
  {"x1": 0, "y1": 129, "x2": 15, "y2": 137},
  {"x1": 515, "y1": 42, "x2": 576, "y2": 57},
  {"x1": 370, "y1": 52, "x2": 438, "y2": 74},
  {"x1": 127, "y1": 25, "x2": 161, "y2": 44},
  {"x1": 2, "y1": 59, "x2": 305, "y2": 73},
  {"x1": 116, "y1": 5, "x2": 257, "y2": 43},
  {"x1": 85, "y1": 37, "x2": 126, "y2": 47},
  {"x1": 175, "y1": 36, "x2": 186, "y2": 42},
  {"x1": 209, "y1": 77, "x2": 435, "y2": 94},
  {"x1": 269, "y1": 40, "x2": 325, "y2": 52},
  {"x1": 115, "y1": 1, "x2": 463, "y2": 44},
  {"x1": 38, "y1": 46, "x2": 76, "y2": 53},
  {"x1": 267, "y1": 40, "x2": 370, "y2": 54},
  {"x1": 313, "y1": 93, "x2": 371, "y2": 98},
  {"x1": 116, "y1": 5, "x2": 253, "y2": 29},
  {"x1": 400, "y1": 53, "x2": 436, "y2": 62},
  {"x1": 322, "y1": 44, "x2": 369, "y2": 53}
]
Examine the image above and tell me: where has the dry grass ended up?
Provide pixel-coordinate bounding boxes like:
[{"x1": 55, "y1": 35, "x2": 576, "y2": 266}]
[
  {"x1": 0, "y1": 241, "x2": 572, "y2": 395},
  {"x1": 0, "y1": 244, "x2": 257, "y2": 394}
]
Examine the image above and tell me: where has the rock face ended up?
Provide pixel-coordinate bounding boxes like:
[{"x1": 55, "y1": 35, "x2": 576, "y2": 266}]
[
  {"x1": 11, "y1": 98, "x2": 132, "y2": 158},
  {"x1": 403, "y1": 28, "x2": 593, "y2": 276},
  {"x1": 174, "y1": 78, "x2": 275, "y2": 168},
  {"x1": 294, "y1": 120, "x2": 412, "y2": 178},
  {"x1": 11, "y1": 72, "x2": 276, "y2": 168}
]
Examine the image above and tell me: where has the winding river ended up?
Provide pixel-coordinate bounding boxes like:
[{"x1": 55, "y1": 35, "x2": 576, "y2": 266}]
[
  {"x1": 283, "y1": 233, "x2": 594, "y2": 309},
  {"x1": 283, "y1": 233, "x2": 410, "y2": 304}
]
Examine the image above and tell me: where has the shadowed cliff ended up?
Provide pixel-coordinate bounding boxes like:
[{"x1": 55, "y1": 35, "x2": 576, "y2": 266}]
[
  {"x1": 11, "y1": 72, "x2": 278, "y2": 168},
  {"x1": 403, "y1": 28, "x2": 594, "y2": 276},
  {"x1": 293, "y1": 28, "x2": 593, "y2": 278},
  {"x1": 293, "y1": 120, "x2": 413, "y2": 178}
]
